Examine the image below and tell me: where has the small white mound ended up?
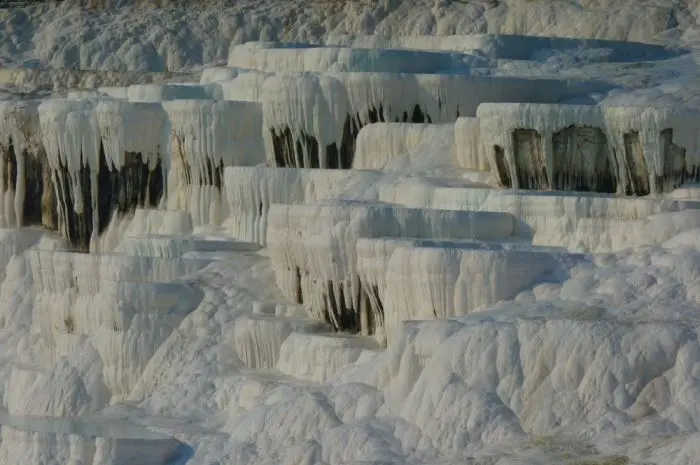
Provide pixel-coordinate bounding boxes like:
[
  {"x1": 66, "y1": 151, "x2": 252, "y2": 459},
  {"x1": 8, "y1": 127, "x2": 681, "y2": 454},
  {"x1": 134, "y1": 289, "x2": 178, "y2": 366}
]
[
  {"x1": 227, "y1": 45, "x2": 458, "y2": 73},
  {"x1": 98, "y1": 86, "x2": 129, "y2": 99},
  {"x1": 199, "y1": 66, "x2": 241, "y2": 84},
  {"x1": 6, "y1": 344, "x2": 109, "y2": 417},
  {"x1": 276, "y1": 332, "x2": 380, "y2": 383},
  {"x1": 0, "y1": 228, "x2": 44, "y2": 277},
  {"x1": 217, "y1": 71, "x2": 272, "y2": 102},
  {"x1": 28, "y1": 249, "x2": 204, "y2": 399},
  {"x1": 66, "y1": 90, "x2": 103, "y2": 100}
]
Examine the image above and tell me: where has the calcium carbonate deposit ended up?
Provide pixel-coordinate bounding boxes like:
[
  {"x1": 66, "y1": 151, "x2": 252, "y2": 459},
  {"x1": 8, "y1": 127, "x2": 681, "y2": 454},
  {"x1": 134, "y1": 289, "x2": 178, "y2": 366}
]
[{"x1": 3, "y1": 1, "x2": 700, "y2": 464}]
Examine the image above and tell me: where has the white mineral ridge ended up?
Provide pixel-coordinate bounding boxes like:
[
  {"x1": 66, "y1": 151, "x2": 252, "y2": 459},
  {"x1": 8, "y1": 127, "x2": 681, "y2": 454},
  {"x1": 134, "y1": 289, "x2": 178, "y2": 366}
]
[
  {"x1": 377, "y1": 176, "x2": 700, "y2": 252},
  {"x1": 227, "y1": 44, "x2": 460, "y2": 73},
  {"x1": 126, "y1": 83, "x2": 217, "y2": 103},
  {"x1": 223, "y1": 166, "x2": 384, "y2": 245}
]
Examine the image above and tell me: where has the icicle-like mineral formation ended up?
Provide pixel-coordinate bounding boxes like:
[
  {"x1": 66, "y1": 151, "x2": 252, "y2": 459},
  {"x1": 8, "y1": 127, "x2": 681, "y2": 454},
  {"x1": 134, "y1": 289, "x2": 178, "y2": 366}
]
[
  {"x1": 163, "y1": 100, "x2": 266, "y2": 226},
  {"x1": 477, "y1": 103, "x2": 700, "y2": 195},
  {"x1": 0, "y1": 101, "x2": 53, "y2": 230},
  {"x1": 38, "y1": 100, "x2": 167, "y2": 251},
  {"x1": 266, "y1": 200, "x2": 515, "y2": 334},
  {"x1": 262, "y1": 73, "x2": 604, "y2": 169}
]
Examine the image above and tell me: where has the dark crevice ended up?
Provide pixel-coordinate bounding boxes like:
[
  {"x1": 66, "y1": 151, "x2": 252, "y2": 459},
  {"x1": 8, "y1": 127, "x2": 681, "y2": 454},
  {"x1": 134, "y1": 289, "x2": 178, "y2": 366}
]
[
  {"x1": 52, "y1": 143, "x2": 164, "y2": 251},
  {"x1": 658, "y1": 128, "x2": 689, "y2": 193},
  {"x1": 623, "y1": 131, "x2": 651, "y2": 196},
  {"x1": 512, "y1": 128, "x2": 549, "y2": 190},
  {"x1": 308, "y1": 278, "x2": 385, "y2": 335},
  {"x1": 55, "y1": 156, "x2": 92, "y2": 252},
  {"x1": 551, "y1": 125, "x2": 617, "y2": 193},
  {"x1": 1, "y1": 138, "x2": 51, "y2": 227},
  {"x1": 294, "y1": 266, "x2": 303, "y2": 305},
  {"x1": 493, "y1": 145, "x2": 512, "y2": 189},
  {"x1": 325, "y1": 281, "x2": 360, "y2": 334},
  {"x1": 22, "y1": 149, "x2": 46, "y2": 225}
]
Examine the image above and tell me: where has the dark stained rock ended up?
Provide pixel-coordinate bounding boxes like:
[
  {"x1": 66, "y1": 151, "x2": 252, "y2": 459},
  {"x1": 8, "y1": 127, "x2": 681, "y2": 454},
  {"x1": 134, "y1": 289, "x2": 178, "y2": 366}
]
[{"x1": 53, "y1": 143, "x2": 164, "y2": 251}]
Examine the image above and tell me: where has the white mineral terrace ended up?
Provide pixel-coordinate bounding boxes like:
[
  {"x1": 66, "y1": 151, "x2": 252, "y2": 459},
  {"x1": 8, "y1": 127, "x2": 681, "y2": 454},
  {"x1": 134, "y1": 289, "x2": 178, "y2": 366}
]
[{"x1": 0, "y1": 26, "x2": 699, "y2": 465}]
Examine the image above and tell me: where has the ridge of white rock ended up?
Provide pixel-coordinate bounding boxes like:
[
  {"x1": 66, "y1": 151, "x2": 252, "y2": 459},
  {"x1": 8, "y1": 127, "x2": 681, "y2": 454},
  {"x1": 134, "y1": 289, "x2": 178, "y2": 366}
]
[
  {"x1": 223, "y1": 166, "x2": 383, "y2": 245},
  {"x1": 377, "y1": 176, "x2": 700, "y2": 252},
  {"x1": 227, "y1": 44, "x2": 461, "y2": 73},
  {"x1": 325, "y1": 34, "x2": 682, "y2": 61}
]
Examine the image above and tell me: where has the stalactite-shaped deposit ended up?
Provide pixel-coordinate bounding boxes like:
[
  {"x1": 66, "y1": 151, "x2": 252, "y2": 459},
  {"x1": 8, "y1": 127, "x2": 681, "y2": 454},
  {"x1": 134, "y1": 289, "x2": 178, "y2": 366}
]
[
  {"x1": 477, "y1": 103, "x2": 700, "y2": 195},
  {"x1": 266, "y1": 200, "x2": 515, "y2": 334},
  {"x1": 38, "y1": 100, "x2": 167, "y2": 251},
  {"x1": 262, "y1": 74, "x2": 603, "y2": 170}
]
